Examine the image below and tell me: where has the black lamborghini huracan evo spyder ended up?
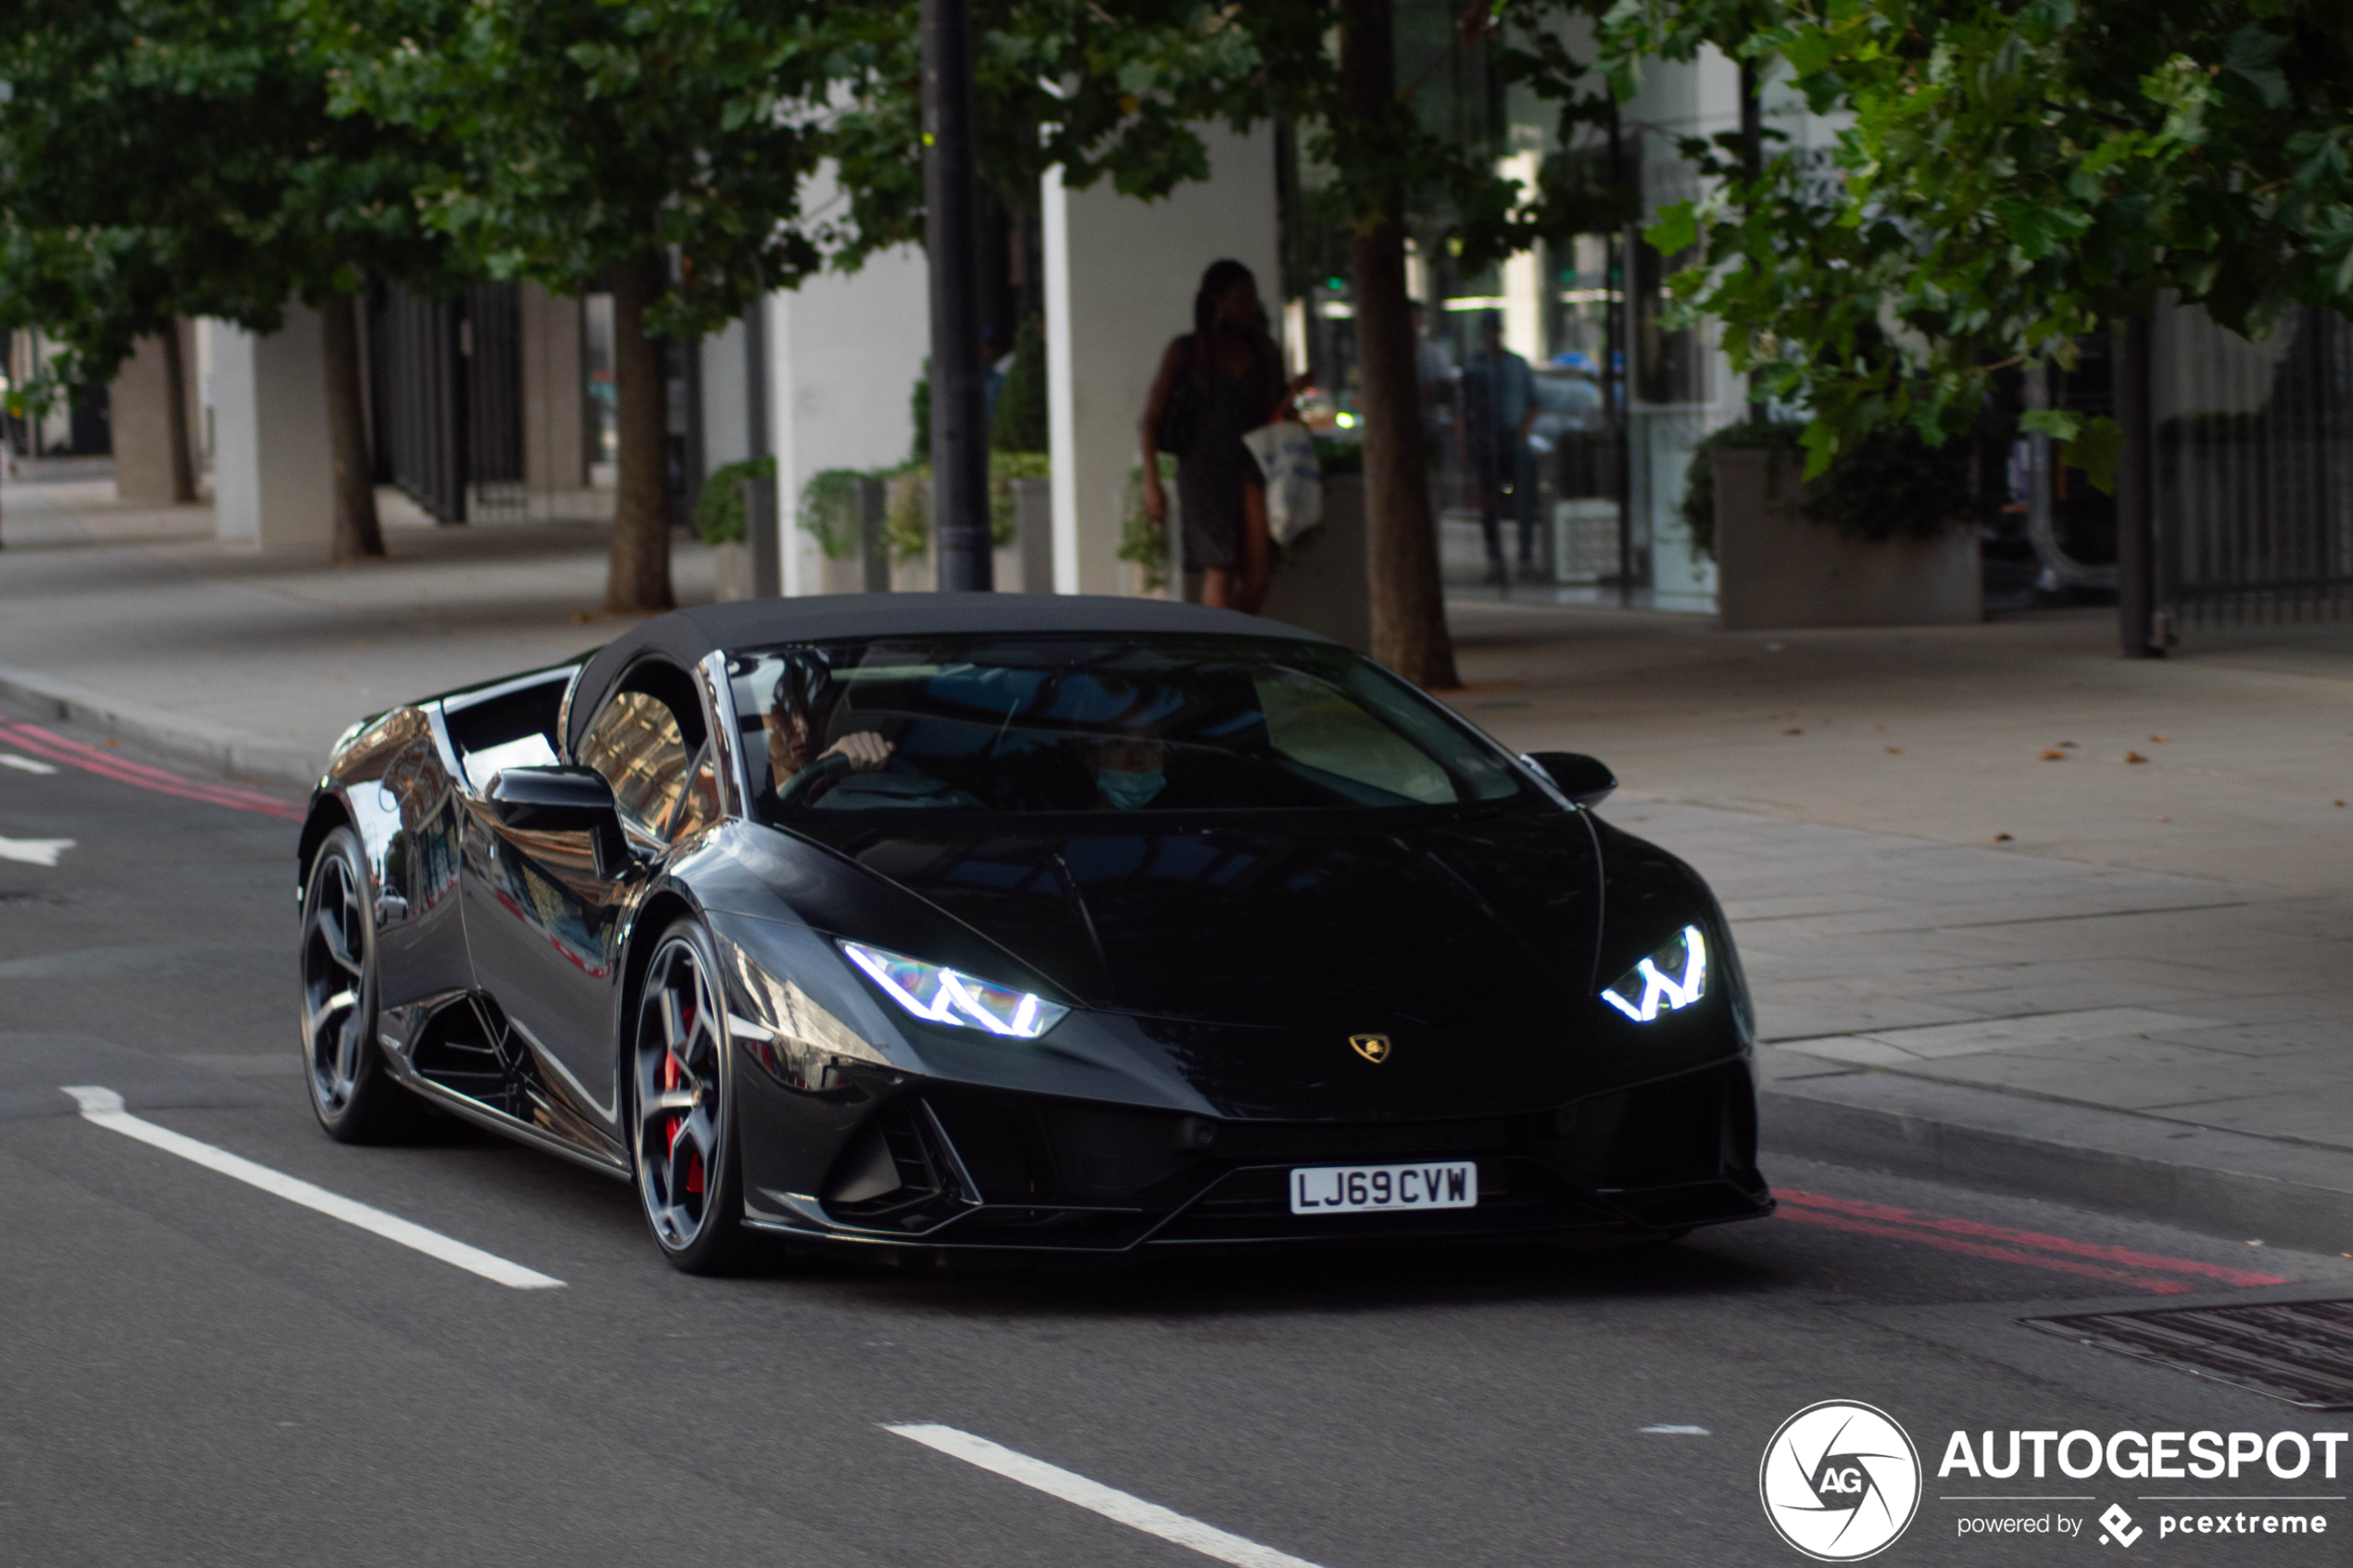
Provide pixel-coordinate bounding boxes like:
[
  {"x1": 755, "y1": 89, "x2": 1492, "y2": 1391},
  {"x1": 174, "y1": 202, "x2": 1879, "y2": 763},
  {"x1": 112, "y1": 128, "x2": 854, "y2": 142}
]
[{"x1": 297, "y1": 595, "x2": 1771, "y2": 1272}]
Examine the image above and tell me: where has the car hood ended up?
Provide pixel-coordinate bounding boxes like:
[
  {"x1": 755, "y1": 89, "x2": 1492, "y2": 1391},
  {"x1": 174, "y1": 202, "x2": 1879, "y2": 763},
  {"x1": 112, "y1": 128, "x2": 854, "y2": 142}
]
[{"x1": 765, "y1": 809, "x2": 1610, "y2": 1117}]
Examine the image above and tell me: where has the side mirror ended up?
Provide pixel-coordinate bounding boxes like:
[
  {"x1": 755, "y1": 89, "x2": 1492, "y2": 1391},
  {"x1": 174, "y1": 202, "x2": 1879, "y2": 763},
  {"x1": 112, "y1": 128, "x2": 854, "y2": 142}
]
[
  {"x1": 1522, "y1": 751, "x2": 1616, "y2": 809},
  {"x1": 487, "y1": 764, "x2": 619, "y2": 829},
  {"x1": 487, "y1": 765, "x2": 634, "y2": 877}
]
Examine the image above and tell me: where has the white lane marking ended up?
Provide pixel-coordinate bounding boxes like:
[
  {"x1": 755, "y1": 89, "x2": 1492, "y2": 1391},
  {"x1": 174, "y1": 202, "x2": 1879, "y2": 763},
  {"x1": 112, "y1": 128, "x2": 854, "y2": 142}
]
[
  {"x1": 1, "y1": 753, "x2": 59, "y2": 774},
  {"x1": 60, "y1": 1086, "x2": 563, "y2": 1290},
  {"x1": 0, "y1": 834, "x2": 74, "y2": 865},
  {"x1": 1642, "y1": 1424, "x2": 1710, "y2": 1435},
  {"x1": 887, "y1": 1424, "x2": 1327, "y2": 1568}
]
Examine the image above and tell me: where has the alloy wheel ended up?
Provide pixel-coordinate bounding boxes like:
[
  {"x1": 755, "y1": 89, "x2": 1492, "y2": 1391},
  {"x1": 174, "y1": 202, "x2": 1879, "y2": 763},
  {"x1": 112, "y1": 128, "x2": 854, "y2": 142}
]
[
  {"x1": 634, "y1": 934, "x2": 727, "y2": 1253},
  {"x1": 301, "y1": 847, "x2": 371, "y2": 1118}
]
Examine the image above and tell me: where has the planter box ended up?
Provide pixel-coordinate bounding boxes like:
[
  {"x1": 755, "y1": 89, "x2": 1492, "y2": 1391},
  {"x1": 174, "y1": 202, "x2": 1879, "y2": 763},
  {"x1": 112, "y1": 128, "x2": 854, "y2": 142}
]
[
  {"x1": 836, "y1": 472, "x2": 1054, "y2": 594},
  {"x1": 1712, "y1": 448, "x2": 1980, "y2": 630},
  {"x1": 1256, "y1": 474, "x2": 1371, "y2": 653},
  {"x1": 712, "y1": 540, "x2": 757, "y2": 602},
  {"x1": 1002, "y1": 476, "x2": 1052, "y2": 593},
  {"x1": 818, "y1": 552, "x2": 866, "y2": 594}
]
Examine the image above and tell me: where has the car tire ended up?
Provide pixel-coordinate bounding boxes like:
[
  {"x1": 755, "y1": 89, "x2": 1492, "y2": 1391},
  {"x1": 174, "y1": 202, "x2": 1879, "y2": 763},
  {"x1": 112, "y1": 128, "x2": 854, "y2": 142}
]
[
  {"x1": 631, "y1": 917, "x2": 757, "y2": 1275},
  {"x1": 300, "y1": 825, "x2": 423, "y2": 1143}
]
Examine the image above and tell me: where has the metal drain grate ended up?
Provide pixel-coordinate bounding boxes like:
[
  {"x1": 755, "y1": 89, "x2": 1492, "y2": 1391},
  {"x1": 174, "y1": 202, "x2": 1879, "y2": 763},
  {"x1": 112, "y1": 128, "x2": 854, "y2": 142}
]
[{"x1": 2025, "y1": 1298, "x2": 2353, "y2": 1410}]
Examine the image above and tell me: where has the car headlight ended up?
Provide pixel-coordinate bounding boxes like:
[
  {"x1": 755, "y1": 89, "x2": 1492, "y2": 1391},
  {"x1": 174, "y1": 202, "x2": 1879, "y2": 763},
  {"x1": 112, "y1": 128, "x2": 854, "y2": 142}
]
[
  {"x1": 838, "y1": 940, "x2": 1069, "y2": 1039},
  {"x1": 1599, "y1": 924, "x2": 1708, "y2": 1023}
]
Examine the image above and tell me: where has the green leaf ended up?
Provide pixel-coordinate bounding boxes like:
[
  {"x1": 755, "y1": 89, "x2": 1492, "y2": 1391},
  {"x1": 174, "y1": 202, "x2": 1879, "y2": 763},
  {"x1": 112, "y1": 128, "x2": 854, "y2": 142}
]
[
  {"x1": 1783, "y1": 29, "x2": 1833, "y2": 80},
  {"x1": 2063, "y1": 416, "x2": 2123, "y2": 495},
  {"x1": 1800, "y1": 420, "x2": 1839, "y2": 480},
  {"x1": 1644, "y1": 200, "x2": 1698, "y2": 256},
  {"x1": 2222, "y1": 27, "x2": 2290, "y2": 109},
  {"x1": 2018, "y1": 408, "x2": 2082, "y2": 442}
]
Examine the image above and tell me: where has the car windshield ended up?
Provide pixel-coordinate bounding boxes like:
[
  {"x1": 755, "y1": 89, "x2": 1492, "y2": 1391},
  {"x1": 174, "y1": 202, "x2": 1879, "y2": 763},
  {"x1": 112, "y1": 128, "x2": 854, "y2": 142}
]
[{"x1": 725, "y1": 633, "x2": 1530, "y2": 819}]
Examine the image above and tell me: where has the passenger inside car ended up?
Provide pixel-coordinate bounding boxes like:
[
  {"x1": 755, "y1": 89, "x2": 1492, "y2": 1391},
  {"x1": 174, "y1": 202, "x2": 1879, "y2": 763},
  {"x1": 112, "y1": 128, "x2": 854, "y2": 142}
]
[{"x1": 1084, "y1": 734, "x2": 1168, "y2": 809}]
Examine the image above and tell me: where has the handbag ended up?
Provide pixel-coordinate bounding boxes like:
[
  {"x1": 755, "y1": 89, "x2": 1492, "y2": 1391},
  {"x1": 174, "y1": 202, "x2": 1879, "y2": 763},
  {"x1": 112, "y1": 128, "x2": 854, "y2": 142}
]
[
  {"x1": 1153, "y1": 338, "x2": 1202, "y2": 458},
  {"x1": 1241, "y1": 420, "x2": 1324, "y2": 545}
]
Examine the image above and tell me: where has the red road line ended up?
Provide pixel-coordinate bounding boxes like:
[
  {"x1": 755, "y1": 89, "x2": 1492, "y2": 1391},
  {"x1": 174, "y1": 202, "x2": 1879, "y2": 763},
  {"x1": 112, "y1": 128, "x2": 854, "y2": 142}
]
[
  {"x1": 1, "y1": 722, "x2": 299, "y2": 816},
  {"x1": 3, "y1": 721, "x2": 219, "y2": 788},
  {"x1": 1777, "y1": 1206, "x2": 2197, "y2": 1294},
  {"x1": 1779, "y1": 1189, "x2": 2286, "y2": 1287},
  {"x1": 0, "y1": 721, "x2": 305, "y2": 820}
]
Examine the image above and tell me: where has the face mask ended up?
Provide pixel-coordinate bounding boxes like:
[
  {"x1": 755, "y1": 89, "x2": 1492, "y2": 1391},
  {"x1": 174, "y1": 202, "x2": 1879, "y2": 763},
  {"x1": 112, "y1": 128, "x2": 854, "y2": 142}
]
[{"x1": 1096, "y1": 768, "x2": 1166, "y2": 810}]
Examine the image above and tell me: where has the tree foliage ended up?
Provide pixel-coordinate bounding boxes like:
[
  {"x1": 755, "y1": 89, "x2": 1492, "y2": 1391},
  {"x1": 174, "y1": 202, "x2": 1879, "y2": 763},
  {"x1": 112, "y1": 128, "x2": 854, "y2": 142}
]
[
  {"x1": 0, "y1": 0, "x2": 443, "y2": 383},
  {"x1": 325, "y1": 0, "x2": 837, "y2": 339},
  {"x1": 1604, "y1": 0, "x2": 2353, "y2": 479},
  {"x1": 819, "y1": 2, "x2": 1622, "y2": 266}
]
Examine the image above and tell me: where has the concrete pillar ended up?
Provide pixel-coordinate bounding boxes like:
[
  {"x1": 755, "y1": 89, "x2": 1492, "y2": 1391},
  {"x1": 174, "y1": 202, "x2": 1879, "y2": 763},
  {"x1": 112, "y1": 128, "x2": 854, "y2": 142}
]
[
  {"x1": 767, "y1": 208, "x2": 930, "y2": 597},
  {"x1": 698, "y1": 318, "x2": 750, "y2": 472},
  {"x1": 520, "y1": 284, "x2": 586, "y2": 497},
  {"x1": 212, "y1": 306, "x2": 334, "y2": 551},
  {"x1": 1042, "y1": 125, "x2": 1280, "y2": 596},
  {"x1": 108, "y1": 320, "x2": 201, "y2": 504}
]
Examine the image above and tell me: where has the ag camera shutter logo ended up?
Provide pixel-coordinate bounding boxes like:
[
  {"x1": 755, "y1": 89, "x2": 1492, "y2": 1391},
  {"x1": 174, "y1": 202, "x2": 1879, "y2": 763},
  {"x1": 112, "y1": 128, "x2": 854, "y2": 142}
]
[{"x1": 1760, "y1": 1400, "x2": 1923, "y2": 1561}]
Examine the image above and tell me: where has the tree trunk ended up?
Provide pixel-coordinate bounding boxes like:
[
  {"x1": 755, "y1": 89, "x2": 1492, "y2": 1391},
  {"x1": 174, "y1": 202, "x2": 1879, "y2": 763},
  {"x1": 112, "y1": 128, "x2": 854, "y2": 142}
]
[
  {"x1": 321, "y1": 294, "x2": 384, "y2": 561},
  {"x1": 605, "y1": 249, "x2": 674, "y2": 613},
  {"x1": 158, "y1": 320, "x2": 197, "y2": 505},
  {"x1": 2114, "y1": 315, "x2": 2160, "y2": 658},
  {"x1": 1341, "y1": 0, "x2": 1457, "y2": 690}
]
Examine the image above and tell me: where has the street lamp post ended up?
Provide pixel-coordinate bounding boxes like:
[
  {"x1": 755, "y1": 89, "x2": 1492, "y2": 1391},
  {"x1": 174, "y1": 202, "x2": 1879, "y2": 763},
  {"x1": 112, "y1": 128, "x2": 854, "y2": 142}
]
[{"x1": 923, "y1": 0, "x2": 991, "y2": 592}]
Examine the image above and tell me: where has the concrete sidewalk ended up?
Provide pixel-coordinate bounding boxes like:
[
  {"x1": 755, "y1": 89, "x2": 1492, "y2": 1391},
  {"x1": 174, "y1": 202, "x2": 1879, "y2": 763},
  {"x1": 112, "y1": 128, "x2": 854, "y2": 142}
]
[
  {"x1": 3, "y1": 470, "x2": 2347, "y2": 1250},
  {"x1": 0, "y1": 473, "x2": 716, "y2": 783},
  {"x1": 1445, "y1": 599, "x2": 2353, "y2": 1250}
]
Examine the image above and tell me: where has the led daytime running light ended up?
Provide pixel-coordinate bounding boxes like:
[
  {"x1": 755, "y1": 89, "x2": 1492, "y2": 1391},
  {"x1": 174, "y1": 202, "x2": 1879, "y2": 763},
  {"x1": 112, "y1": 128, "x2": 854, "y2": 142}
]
[
  {"x1": 1599, "y1": 924, "x2": 1708, "y2": 1022},
  {"x1": 838, "y1": 941, "x2": 1067, "y2": 1039}
]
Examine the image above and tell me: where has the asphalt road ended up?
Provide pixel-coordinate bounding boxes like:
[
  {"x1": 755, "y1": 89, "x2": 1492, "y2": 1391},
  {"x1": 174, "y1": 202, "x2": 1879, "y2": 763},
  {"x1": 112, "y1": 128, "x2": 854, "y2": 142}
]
[{"x1": 4, "y1": 695, "x2": 2349, "y2": 1567}]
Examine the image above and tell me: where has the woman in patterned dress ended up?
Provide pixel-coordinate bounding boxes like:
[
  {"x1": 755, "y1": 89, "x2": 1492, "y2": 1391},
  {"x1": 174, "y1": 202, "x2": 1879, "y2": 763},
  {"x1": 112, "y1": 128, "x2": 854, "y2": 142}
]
[{"x1": 1139, "y1": 260, "x2": 1298, "y2": 614}]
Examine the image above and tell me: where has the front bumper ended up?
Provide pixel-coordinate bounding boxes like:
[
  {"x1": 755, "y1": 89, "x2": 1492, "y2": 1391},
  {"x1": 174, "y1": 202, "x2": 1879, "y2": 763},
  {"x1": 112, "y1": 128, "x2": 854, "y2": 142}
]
[{"x1": 738, "y1": 1058, "x2": 1773, "y2": 1254}]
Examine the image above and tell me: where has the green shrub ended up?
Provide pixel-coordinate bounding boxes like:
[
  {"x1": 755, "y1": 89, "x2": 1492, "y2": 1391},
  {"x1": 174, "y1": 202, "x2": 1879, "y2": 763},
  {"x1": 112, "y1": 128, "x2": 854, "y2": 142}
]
[
  {"x1": 990, "y1": 314, "x2": 1049, "y2": 454},
  {"x1": 1312, "y1": 435, "x2": 1364, "y2": 476},
  {"x1": 797, "y1": 466, "x2": 895, "y2": 560},
  {"x1": 1681, "y1": 418, "x2": 1987, "y2": 559},
  {"x1": 1118, "y1": 456, "x2": 1178, "y2": 593},
  {"x1": 881, "y1": 453, "x2": 1051, "y2": 563},
  {"x1": 692, "y1": 456, "x2": 776, "y2": 546}
]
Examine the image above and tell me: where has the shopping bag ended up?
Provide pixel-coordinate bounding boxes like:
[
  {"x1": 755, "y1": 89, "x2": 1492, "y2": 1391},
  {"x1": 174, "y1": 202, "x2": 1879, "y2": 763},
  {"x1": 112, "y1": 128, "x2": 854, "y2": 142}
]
[{"x1": 1241, "y1": 420, "x2": 1324, "y2": 545}]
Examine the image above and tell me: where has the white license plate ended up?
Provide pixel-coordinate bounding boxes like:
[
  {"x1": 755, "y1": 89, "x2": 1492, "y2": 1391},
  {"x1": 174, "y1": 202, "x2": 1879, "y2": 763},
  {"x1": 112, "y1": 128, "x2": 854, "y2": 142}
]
[{"x1": 1288, "y1": 1160, "x2": 1478, "y2": 1215}]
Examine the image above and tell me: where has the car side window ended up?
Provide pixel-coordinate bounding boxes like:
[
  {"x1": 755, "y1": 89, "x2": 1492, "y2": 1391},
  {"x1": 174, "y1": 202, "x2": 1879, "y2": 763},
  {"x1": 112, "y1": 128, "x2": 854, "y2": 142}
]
[
  {"x1": 443, "y1": 669, "x2": 572, "y2": 794},
  {"x1": 578, "y1": 674, "x2": 711, "y2": 843}
]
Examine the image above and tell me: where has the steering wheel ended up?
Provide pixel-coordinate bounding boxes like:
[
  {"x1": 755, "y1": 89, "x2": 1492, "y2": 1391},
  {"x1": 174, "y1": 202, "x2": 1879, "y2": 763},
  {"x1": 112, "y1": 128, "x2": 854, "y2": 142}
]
[{"x1": 774, "y1": 750, "x2": 852, "y2": 809}]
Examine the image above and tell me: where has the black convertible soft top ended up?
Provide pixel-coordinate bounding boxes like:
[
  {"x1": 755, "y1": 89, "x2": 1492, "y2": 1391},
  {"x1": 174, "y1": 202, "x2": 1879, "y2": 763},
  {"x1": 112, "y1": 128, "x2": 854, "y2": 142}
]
[{"x1": 566, "y1": 593, "x2": 1327, "y2": 757}]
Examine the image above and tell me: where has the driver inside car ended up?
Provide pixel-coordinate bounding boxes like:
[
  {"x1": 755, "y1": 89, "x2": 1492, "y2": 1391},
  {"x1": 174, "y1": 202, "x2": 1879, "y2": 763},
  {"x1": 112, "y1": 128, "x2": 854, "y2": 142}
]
[
  {"x1": 761, "y1": 659, "x2": 984, "y2": 810},
  {"x1": 763, "y1": 660, "x2": 892, "y2": 794}
]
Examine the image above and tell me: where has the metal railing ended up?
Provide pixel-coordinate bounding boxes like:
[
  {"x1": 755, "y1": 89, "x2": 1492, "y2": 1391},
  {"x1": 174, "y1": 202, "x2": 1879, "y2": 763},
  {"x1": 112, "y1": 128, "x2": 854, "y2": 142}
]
[{"x1": 2157, "y1": 301, "x2": 2353, "y2": 626}]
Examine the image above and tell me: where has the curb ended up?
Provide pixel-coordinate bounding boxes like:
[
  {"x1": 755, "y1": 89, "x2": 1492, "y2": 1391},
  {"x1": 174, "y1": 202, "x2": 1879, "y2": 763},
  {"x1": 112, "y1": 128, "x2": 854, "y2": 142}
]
[
  {"x1": 0, "y1": 661, "x2": 322, "y2": 791},
  {"x1": 1759, "y1": 1059, "x2": 2353, "y2": 1257}
]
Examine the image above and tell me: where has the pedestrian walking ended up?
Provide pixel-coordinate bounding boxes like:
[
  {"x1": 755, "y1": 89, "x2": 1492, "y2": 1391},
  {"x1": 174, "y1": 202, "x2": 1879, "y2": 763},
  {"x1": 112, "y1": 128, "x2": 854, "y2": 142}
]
[
  {"x1": 1461, "y1": 316, "x2": 1541, "y2": 585},
  {"x1": 1139, "y1": 259, "x2": 1298, "y2": 614},
  {"x1": 1412, "y1": 301, "x2": 1454, "y2": 500}
]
